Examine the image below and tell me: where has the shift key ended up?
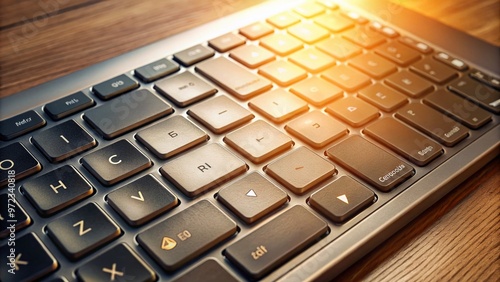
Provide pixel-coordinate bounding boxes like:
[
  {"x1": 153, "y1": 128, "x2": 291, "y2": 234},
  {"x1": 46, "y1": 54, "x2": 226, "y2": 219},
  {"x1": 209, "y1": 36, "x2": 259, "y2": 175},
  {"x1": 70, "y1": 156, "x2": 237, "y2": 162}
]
[
  {"x1": 137, "y1": 200, "x2": 237, "y2": 271},
  {"x1": 224, "y1": 206, "x2": 328, "y2": 279},
  {"x1": 84, "y1": 89, "x2": 173, "y2": 139},
  {"x1": 196, "y1": 57, "x2": 272, "y2": 99},
  {"x1": 326, "y1": 135, "x2": 414, "y2": 192}
]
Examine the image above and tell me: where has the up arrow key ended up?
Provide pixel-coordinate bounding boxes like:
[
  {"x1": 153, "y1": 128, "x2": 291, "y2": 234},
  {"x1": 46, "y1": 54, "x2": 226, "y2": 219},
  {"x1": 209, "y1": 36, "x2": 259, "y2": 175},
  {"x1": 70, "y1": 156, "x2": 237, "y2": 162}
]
[
  {"x1": 246, "y1": 190, "x2": 257, "y2": 197},
  {"x1": 337, "y1": 194, "x2": 349, "y2": 204},
  {"x1": 131, "y1": 191, "x2": 145, "y2": 202}
]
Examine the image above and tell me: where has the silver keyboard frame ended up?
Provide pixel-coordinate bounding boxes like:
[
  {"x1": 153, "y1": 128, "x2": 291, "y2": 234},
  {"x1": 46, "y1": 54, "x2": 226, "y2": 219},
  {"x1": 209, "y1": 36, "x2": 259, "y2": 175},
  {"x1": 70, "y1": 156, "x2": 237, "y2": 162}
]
[{"x1": 1, "y1": 0, "x2": 498, "y2": 281}]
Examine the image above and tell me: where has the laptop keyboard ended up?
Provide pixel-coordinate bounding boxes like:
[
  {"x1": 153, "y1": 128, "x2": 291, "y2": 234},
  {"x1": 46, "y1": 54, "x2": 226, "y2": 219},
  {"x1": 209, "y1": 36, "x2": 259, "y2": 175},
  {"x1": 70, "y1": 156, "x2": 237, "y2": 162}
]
[{"x1": 1, "y1": 1, "x2": 499, "y2": 281}]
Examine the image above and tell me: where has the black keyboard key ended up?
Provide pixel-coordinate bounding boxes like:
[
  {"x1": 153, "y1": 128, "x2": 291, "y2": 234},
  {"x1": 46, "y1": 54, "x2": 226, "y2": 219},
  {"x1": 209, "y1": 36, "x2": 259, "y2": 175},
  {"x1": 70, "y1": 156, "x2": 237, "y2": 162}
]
[
  {"x1": 0, "y1": 110, "x2": 46, "y2": 141},
  {"x1": 21, "y1": 165, "x2": 94, "y2": 216},
  {"x1": 375, "y1": 41, "x2": 421, "y2": 66},
  {"x1": 265, "y1": 147, "x2": 336, "y2": 194},
  {"x1": 385, "y1": 70, "x2": 434, "y2": 97},
  {"x1": 187, "y1": 95, "x2": 254, "y2": 134},
  {"x1": 92, "y1": 74, "x2": 139, "y2": 100},
  {"x1": 154, "y1": 71, "x2": 217, "y2": 107},
  {"x1": 173, "y1": 44, "x2": 215, "y2": 66},
  {"x1": 239, "y1": 22, "x2": 274, "y2": 40},
  {"x1": 248, "y1": 88, "x2": 308, "y2": 122},
  {"x1": 370, "y1": 22, "x2": 399, "y2": 38},
  {"x1": 44, "y1": 91, "x2": 95, "y2": 120},
  {"x1": 229, "y1": 44, "x2": 275, "y2": 69},
  {"x1": 342, "y1": 26, "x2": 386, "y2": 49},
  {"x1": 293, "y1": 2, "x2": 325, "y2": 18},
  {"x1": 107, "y1": 175, "x2": 178, "y2": 226},
  {"x1": 358, "y1": 83, "x2": 408, "y2": 112},
  {"x1": 316, "y1": 37, "x2": 362, "y2": 60},
  {"x1": 260, "y1": 33, "x2": 303, "y2": 57},
  {"x1": 81, "y1": 139, "x2": 152, "y2": 186},
  {"x1": 364, "y1": 118, "x2": 443, "y2": 166},
  {"x1": 196, "y1": 57, "x2": 272, "y2": 99},
  {"x1": 173, "y1": 259, "x2": 238, "y2": 282},
  {"x1": 309, "y1": 176, "x2": 375, "y2": 223},
  {"x1": 348, "y1": 53, "x2": 397, "y2": 79},
  {"x1": 208, "y1": 32, "x2": 246, "y2": 52},
  {"x1": 289, "y1": 77, "x2": 343, "y2": 106},
  {"x1": 267, "y1": 12, "x2": 301, "y2": 29},
  {"x1": 32, "y1": 120, "x2": 96, "y2": 163},
  {"x1": 0, "y1": 142, "x2": 41, "y2": 187},
  {"x1": 76, "y1": 243, "x2": 156, "y2": 282},
  {"x1": 448, "y1": 76, "x2": 500, "y2": 114},
  {"x1": 46, "y1": 277, "x2": 69, "y2": 282},
  {"x1": 396, "y1": 103, "x2": 469, "y2": 147},
  {"x1": 325, "y1": 96, "x2": 379, "y2": 127},
  {"x1": 289, "y1": 48, "x2": 335, "y2": 73},
  {"x1": 137, "y1": 200, "x2": 237, "y2": 271},
  {"x1": 410, "y1": 57, "x2": 458, "y2": 84},
  {"x1": 83, "y1": 89, "x2": 173, "y2": 139},
  {"x1": 224, "y1": 205, "x2": 328, "y2": 279},
  {"x1": 0, "y1": 233, "x2": 58, "y2": 281},
  {"x1": 398, "y1": 36, "x2": 433, "y2": 54},
  {"x1": 285, "y1": 111, "x2": 347, "y2": 148},
  {"x1": 46, "y1": 203, "x2": 121, "y2": 260},
  {"x1": 218, "y1": 172, "x2": 288, "y2": 224},
  {"x1": 424, "y1": 90, "x2": 492, "y2": 129},
  {"x1": 434, "y1": 52, "x2": 468, "y2": 71},
  {"x1": 316, "y1": 0, "x2": 339, "y2": 9},
  {"x1": 224, "y1": 120, "x2": 293, "y2": 164},
  {"x1": 314, "y1": 13, "x2": 354, "y2": 33},
  {"x1": 321, "y1": 65, "x2": 371, "y2": 92},
  {"x1": 470, "y1": 69, "x2": 500, "y2": 90},
  {"x1": 341, "y1": 10, "x2": 368, "y2": 24},
  {"x1": 160, "y1": 143, "x2": 247, "y2": 197},
  {"x1": 135, "y1": 58, "x2": 180, "y2": 82},
  {"x1": 287, "y1": 22, "x2": 329, "y2": 44},
  {"x1": 258, "y1": 60, "x2": 307, "y2": 86},
  {"x1": 0, "y1": 193, "x2": 31, "y2": 238},
  {"x1": 137, "y1": 116, "x2": 208, "y2": 159},
  {"x1": 326, "y1": 135, "x2": 414, "y2": 192}
]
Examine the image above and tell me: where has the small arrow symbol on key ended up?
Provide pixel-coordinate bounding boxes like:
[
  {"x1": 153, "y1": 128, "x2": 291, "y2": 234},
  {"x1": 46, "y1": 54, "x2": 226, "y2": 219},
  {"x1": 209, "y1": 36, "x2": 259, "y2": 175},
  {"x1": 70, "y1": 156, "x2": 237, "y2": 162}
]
[
  {"x1": 246, "y1": 190, "x2": 257, "y2": 197},
  {"x1": 337, "y1": 194, "x2": 349, "y2": 204},
  {"x1": 131, "y1": 191, "x2": 145, "y2": 202},
  {"x1": 14, "y1": 253, "x2": 28, "y2": 271}
]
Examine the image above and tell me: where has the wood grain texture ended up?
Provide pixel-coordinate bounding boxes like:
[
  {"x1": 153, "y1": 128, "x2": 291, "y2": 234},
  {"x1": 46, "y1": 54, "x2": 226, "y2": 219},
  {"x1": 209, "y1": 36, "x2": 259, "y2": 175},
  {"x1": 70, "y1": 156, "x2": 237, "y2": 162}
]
[
  {"x1": 396, "y1": 0, "x2": 500, "y2": 47},
  {"x1": 336, "y1": 157, "x2": 500, "y2": 281},
  {"x1": 0, "y1": 0, "x2": 499, "y2": 280},
  {"x1": 0, "y1": 0, "x2": 263, "y2": 98},
  {"x1": 0, "y1": 0, "x2": 99, "y2": 29}
]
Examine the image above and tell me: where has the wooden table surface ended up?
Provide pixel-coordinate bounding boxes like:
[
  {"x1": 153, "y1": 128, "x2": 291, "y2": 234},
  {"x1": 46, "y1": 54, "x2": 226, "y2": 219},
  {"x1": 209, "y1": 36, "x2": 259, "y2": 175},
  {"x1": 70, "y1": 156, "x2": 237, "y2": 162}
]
[{"x1": 1, "y1": 0, "x2": 499, "y2": 281}]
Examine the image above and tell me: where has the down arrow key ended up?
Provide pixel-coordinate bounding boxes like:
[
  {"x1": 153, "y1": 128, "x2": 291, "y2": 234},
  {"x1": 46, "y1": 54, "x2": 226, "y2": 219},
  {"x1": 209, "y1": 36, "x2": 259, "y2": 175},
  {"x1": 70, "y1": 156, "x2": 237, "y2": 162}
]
[{"x1": 309, "y1": 176, "x2": 374, "y2": 223}]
